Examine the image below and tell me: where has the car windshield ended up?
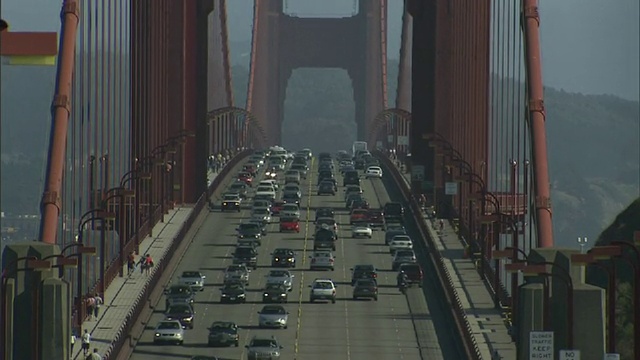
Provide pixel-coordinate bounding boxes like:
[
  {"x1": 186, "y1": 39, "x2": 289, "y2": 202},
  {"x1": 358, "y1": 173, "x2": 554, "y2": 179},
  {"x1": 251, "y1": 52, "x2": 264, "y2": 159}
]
[
  {"x1": 225, "y1": 283, "x2": 244, "y2": 290},
  {"x1": 239, "y1": 223, "x2": 259, "y2": 231},
  {"x1": 168, "y1": 305, "x2": 192, "y2": 314},
  {"x1": 224, "y1": 194, "x2": 238, "y2": 200},
  {"x1": 283, "y1": 205, "x2": 298, "y2": 211},
  {"x1": 168, "y1": 286, "x2": 190, "y2": 295},
  {"x1": 251, "y1": 339, "x2": 278, "y2": 348},
  {"x1": 281, "y1": 217, "x2": 298, "y2": 223},
  {"x1": 397, "y1": 250, "x2": 415, "y2": 257},
  {"x1": 313, "y1": 281, "x2": 332, "y2": 289},
  {"x1": 158, "y1": 322, "x2": 181, "y2": 330},
  {"x1": 227, "y1": 265, "x2": 245, "y2": 272},
  {"x1": 254, "y1": 209, "x2": 268, "y2": 215},
  {"x1": 400, "y1": 265, "x2": 421, "y2": 274},
  {"x1": 356, "y1": 279, "x2": 376, "y2": 287},
  {"x1": 273, "y1": 249, "x2": 293, "y2": 256},
  {"x1": 182, "y1": 271, "x2": 200, "y2": 278},
  {"x1": 261, "y1": 306, "x2": 286, "y2": 315},
  {"x1": 269, "y1": 270, "x2": 289, "y2": 277}
]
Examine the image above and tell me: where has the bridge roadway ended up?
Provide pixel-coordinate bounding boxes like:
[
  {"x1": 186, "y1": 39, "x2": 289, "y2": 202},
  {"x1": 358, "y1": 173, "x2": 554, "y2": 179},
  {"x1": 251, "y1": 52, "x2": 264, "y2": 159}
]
[{"x1": 130, "y1": 158, "x2": 460, "y2": 360}]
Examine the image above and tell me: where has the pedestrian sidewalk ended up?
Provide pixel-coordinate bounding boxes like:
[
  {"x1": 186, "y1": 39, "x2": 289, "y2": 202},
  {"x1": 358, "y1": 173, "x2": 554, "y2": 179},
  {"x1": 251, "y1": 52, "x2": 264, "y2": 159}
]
[
  {"x1": 72, "y1": 170, "x2": 220, "y2": 360},
  {"x1": 396, "y1": 167, "x2": 516, "y2": 359}
]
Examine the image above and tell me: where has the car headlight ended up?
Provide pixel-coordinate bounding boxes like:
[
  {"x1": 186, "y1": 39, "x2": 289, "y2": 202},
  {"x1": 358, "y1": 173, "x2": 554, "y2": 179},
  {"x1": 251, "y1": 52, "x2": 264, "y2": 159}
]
[
  {"x1": 288, "y1": 258, "x2": 294, "y2": 262},
  {"x1": 274, "y1": 257, "x2": 280, "y2": 261},
  {"x1": 281, "y1": 293, "x2": 286, "y2": 297},
  {"x1": 263, "y1": 293, "x2": 269, "y2": 297},
  {"x1": 222, "y1": 293, "x2": 228, "y2": 297},
  {"x1": 238, "y1": 293, "x2": 245, "y2": 297},
  {"x1": 222, "y1": 202, "x2": 227, "y2": 205},
  {"x1": 183, "y1": 316, "x2": 193, "y2": 321},
  {"x1": 155, "y1": 333, "x2": 161, "y2": 337}
]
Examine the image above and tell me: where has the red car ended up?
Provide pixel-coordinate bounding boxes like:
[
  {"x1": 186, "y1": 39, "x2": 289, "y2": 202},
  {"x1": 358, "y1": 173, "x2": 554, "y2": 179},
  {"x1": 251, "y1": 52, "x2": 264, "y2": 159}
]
[
  {"x1": 271, "y1": 201, "x2": 285, "y2": 216},
  {"x1": 237, "y1": 171, "x2": 253, "y2": 186},
  {"x1": 243, "y1": 164, "x2": 257, "y2": 176},
  {"x1": 279, "y1": 217, "x2": 300, "y2": 233},
  {"x1": 350, "y1": 209, "x2": 369, "y2": 224}
]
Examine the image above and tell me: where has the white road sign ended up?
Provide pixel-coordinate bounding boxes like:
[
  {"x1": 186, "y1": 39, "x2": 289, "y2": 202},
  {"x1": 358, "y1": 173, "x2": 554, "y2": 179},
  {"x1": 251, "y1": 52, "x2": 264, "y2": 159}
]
[
  {"x1": 559, "y1": 350, "x2": 580, "y2": 360},
  {"x1": 529, "y1": 331, "x2": 553, "y2": 359}
]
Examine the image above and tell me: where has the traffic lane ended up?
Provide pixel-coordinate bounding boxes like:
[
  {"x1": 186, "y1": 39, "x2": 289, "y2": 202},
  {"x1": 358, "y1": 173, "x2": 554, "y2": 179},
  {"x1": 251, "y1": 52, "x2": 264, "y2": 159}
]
[
  {"x1": 131, "y1": 167, "x2": 306, "y2": 359},
  {"x1": 374, "y1": 171, "x2": 461, "y2": 359},
  {"x1": 290, "y1": 176, "x2": 422, "y2": 359}
]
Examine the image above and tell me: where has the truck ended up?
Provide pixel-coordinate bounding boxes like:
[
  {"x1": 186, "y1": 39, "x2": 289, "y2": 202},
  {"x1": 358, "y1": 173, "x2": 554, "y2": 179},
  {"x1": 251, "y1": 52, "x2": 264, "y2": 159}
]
[{"x1": 352, "y1": 141, "x2": 368, "y2": 157}]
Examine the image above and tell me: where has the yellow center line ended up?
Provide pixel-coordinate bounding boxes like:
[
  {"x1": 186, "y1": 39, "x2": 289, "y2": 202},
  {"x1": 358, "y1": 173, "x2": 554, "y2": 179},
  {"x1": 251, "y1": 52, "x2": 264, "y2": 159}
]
[{"x1": 294, "y1": 157, "x2": 314, "y2": 358}]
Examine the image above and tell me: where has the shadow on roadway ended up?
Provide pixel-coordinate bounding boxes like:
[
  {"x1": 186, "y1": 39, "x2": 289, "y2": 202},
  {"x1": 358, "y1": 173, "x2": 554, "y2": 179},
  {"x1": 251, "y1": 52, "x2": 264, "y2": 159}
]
[{"x1": 202, "y1": 242, "x2": 236, "y2": 247}]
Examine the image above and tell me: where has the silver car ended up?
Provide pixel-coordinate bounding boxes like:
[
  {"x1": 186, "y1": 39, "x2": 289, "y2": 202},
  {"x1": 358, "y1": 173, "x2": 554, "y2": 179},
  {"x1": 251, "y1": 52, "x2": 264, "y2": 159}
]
[
  {"x1": 265, "y1": 270, "x2": 294, "y2": 292},
  {"x1": 309, "y1": 251, "x2": 335, "y2": 271},
  {"x1": 245, "y1": 336, "x2": 283, "y2": 360},
  {"x1": 351, "y1": 223, "x2": 372, "y2": 238},
  {"x1": 224, "y1": 264, "x2": 251, "y2": 285},
  {"x1": 280, "y1": 204, "x2": 300, "y2": 219},
  {"x1": 251, "y1": 208, "x2": 272, "y2": 224},
  {"x1": 392, "y1": 249, "x2": 417, "y2": 271},
  {"x1": 258, "y1": 305, "x2": 289, "y2": 329},
  {"x1": 177, "y1": 271, "x2": 206, "y2": 292},
  {"x1": 153, "y1": 320, "x2": 184, "y2": 345}
]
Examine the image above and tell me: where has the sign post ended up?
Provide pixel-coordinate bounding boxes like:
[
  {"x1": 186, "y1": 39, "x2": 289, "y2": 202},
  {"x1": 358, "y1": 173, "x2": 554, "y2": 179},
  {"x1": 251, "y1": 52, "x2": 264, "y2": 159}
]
[
  {"x1": 558, "y1": 350, "x2": 580, "y2": 360},
  {"x1": 411, "y1": 165, "x2": 424, "y2": 182},
  {"x1": 529, "y1": 331, "x2": 553, "y2": 359},
  {"x1": 445, "y1": 182, "x2": 458, "y2": 195},
  {"x1": 603, "y1": 354, "x2": 620, "y2": 360}
]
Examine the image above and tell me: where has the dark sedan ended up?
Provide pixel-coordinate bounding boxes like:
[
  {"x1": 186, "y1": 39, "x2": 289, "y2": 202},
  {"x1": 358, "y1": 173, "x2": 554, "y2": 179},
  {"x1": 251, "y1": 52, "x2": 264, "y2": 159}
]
[
  {"x1": 220, "y1": 281, "x2": 247, "y2": 303},
  {"x1": 207, "y1": 321, "x2": 239, "y2": 347},
  {"x1": 164, "y1": 303, "x2": 195, "y2": 329},
  {"x1": 262, "y1": 284, "x2": 289, "y2": 303},
  {"x1": 271, "y1": 248, "x2": 296, "y2": 268},
  {"x1": 352, "y1": 279, "x2": 378, "y2": 301}
]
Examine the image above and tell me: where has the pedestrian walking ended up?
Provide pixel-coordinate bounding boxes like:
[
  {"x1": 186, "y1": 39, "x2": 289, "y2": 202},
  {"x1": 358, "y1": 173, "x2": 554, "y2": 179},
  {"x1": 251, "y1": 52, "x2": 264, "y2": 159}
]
[
  {"x1": 85, "y1": 296, "x2": 95, "y2": 321},
  {"x1": 70, "y1": 330, "x2": 76, "y2": 356},
  {"x1": 127, "y1": 251, "x2": 136, "y2": 275},
  {"x1": 93, "y1": 293, "x2": 103, "y2": 319},
  {"x1": 137, "y1": 256, "x2": 146, "y2": 274},
  {"x1": 438, "y1": 219, "x2": 445, "y2": 232},
  {"x1": 87, "y1": 348, "x2": 102, "y2": 360},
  {"x1": 144, "y1": 254, "x2": 154, "y2": 276},
  {"x1": 81, "y1": 329, "x2": 91, "y2": 356}
]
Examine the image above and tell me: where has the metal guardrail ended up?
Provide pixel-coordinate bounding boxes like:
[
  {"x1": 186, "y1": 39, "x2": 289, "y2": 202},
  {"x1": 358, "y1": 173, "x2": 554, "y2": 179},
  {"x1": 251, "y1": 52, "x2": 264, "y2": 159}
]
[
  {"x1": 373, "y1": 150, "x2": 483, "y2": 360},
  {"x1": 102, "y1": 149, "x2": 252, "y2": 359}
]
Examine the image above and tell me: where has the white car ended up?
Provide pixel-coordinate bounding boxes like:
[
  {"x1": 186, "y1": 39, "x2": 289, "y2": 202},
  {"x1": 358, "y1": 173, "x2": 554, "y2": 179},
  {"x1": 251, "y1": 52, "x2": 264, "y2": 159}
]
[
  {"x1": 224, "y1": 264, "x2": 250, "y2": 285},
  {"x1": 255, "y1": 186, "x2": 276, "y2": 198},
  {"x1": 153, "y1": 320, "x2": 184, "y2": 345},
  {"x1": 251, "y1": 208, "x2": 272, "y2": 224},
  {"x1": 309, "y1": 278, "x2": 337, "y2": 303},
  {"x1": 351, "y1": 223, "x2": 372, "y2": 238},
  {"x1": 265, "y1": 269, "x2": 295, "y2": 292},
  {"x1": 258, "y1": 305, "x2": 289, "y2": 329},
  {"x1": 258, "y1": 180, "x2": 278, "y2": 190},
  {"x1": 389, "y1": 235, "x2": 413, "y2": 255},
  {"x1": 309, "y1": 251, "x2": 335, "y2": 271},
  {"x1": 365, "y1": 166, "x2": 383, "y2": 178},
  {"x1": 177, "y1": 271, "x2": 206, "y2": 291}
]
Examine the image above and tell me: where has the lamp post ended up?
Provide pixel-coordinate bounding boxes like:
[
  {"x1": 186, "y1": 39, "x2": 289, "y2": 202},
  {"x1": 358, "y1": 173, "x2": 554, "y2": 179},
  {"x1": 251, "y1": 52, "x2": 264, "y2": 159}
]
[
  {"x1": 577, "y1": 237, "x2": 589, "y2": 253},
  {"x1": 610, "y1": 240, "x2": 640, "y2": 359},
  {"x1": 572, "y1": 248, "x2": 620, "y2": 353},
  {"x1": 120, "y1": 170, "x2": 151, "y2": 254},
  {"x1": 1, "y1": 257, "x2": 52, "y2": 359},
  {"x1": 76, "y1": 210, "x2": 114, "y2": 327},
  {"x1": 102, "y1": 187, "x2": 135, "y2": 277},
  {"x1": 151, "y1": 144, "x2": 178, "y2": 222}
]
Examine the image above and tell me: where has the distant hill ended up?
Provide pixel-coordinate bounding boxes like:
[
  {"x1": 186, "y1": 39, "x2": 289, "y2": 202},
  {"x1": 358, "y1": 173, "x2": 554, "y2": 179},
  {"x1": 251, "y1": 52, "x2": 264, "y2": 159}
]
[{"x1": 1, "y1": 60, "x2": 638, "y2": 245}]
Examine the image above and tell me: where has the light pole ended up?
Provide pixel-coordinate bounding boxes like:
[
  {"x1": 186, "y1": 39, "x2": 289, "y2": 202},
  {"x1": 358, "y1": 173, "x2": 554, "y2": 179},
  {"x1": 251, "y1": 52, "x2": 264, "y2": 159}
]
[
  {"x1": 102, "y1": 187, "x2": 135, "y2": 277},
  {"x1": 577, "y1": 237, "x2": 589, "y2": 253},
  {"x1": 76, "y1": 210, "x2": 114, "y2": 327},
  {"x1": 120, "y1": 170, "x2": 151, "y2": 254}
]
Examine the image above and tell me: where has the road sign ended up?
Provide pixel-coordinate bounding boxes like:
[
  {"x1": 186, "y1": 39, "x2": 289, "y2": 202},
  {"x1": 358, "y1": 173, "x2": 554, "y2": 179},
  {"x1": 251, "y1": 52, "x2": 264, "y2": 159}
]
[
  {"x1": 398, "y1": 136, "x2": 409, "y2": 145},
  {"x1": 604, "y1": 354, "x2": 620, "y2": 360},
  {"x1": 529, "y1": 331, "x2": 553, "y2": 359},
  {"x1": 412, "y1": 165, "x2": 424, "y2": 182},
  {"x1": 559, "y1": 350, "x2": 580, "y2": 360},
  {"x1": 445, "y1": 182, "x2": 458, "y2": 195}
]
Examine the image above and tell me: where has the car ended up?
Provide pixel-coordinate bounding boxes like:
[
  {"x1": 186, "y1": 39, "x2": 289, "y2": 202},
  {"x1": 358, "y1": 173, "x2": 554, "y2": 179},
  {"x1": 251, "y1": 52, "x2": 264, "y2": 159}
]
[
  {"x1": 350, "y1": 209, "x2": 369, "y2": 224},
  {"x1": 165, "y1": 303, "x2": 195, "y2": 329},
  {"x1": 383, "y1": 202, "x2": 405, "y2": 223},
  {"x1": 309, "y1": 278, "x2": 337, "y2": 303},
  {"x1": 229, "y1": 181, "x2": 248, "y2": 198},
  {"x1": 350, "y1": 198, "x2": 370, "y2": 210},
  {"x1": 320, "y1": 178, "x2": 338, "y2": 191},
  {"x1": 309, "y1": 251, "x2": 335, "y2": 271},
  {"x1": 247, "y1": 218, "x2": 268, "y2": 236},
  {"x1": 221, "y1": 193, "x2": 242, "y2": 212},
  {"x1": 315, "y1": 217, "x2": 338, "y2": 232},
  {"x1": 258, "y1": 305, "x2": 289, "y2": 329},
  {"x1": 398, "y1": 263, "x2": 424, "y2": 287},
  {"x1": 344, "y1": 185, "x2": 363, "y2": 199},
  {"x1": 220, "y1": 281, "x2": 247, "y2": 303},
  {"x1": 256, "y1": 185, "x2": 277, "y2": 198},
  {"x1": 280, "y1": 204, "x2": 300, "y2": 219},
  {"x1": 271, "y1": 248, "x2": 296, "y2": 267},
  {"x1": 392, "y1": 250, "x2": 417, "y2": 271},
  {"x1": 282, "y1": 192, "x2": 301, "y2": 205},
  {"x1": 233, "y1": 246, "x2": 258, "y2": 269},
  {"x1": 243, "y1": 163, "x2": 257, "y2": 176},
  {"x1": 389, "y1": 235, "x2": 413, "y2": 255},
  {"x1": 365, "y1": 166, "x2": 383, "y2": 178},
  {"x1": 207, "y1": 321, "x2": 239, "y2": 347},
  {"x1": 265, "y1": 270, "x2": 295, "y2": 292},
  {"x1": 258, "y1": 179, "x2": 278, "y2": 190},
  {"x1": 178, "y1": 271, "x2": 206, "y2": 292},
  {"x1": 315, "y1": 207, "x2": 334, "y2": 220},
  {"x1": 223, "y1": 264, "x2": 251, "y2": 285},
  {"x1": 262, "y1": 283, "x2": 289, "y2": 303},
  {"x1": 282, "y1": 185, "x2": 301, "y2": 198},
  {"x1": 270, "y1": 201, "x2": 286, "y2": 216},
  {"x1": 251, "y1": 208, "x2": 272, "y2": 224},
  {"x1": 385, "y1": 228, "x2": 407, "y2": 244},
  {"x1": 236, "y1": 223, "x2": 263, "y2": 245},
  {"x1": 284, "y1": 170, "x2": 300, "y2": 184},
  {"x1": 279, "y1": 217, "x2": 300, "y2": 233},
  {"x1": 313, "y1": 228, "x2": 337, "y2": 251},
  {"x1": 252, "y1": 199, "x2": 272, "y2": 212},
  {"x1": 153, "y1": 320, "x2": 184, "y2": 345},
  {"x1": 351, "y1": 222, "x2": 372, "y2": 238},
  {"x1": 367, "y1": 210, "x2": 385, "y2": 228},
  {"x1": 290, "y1": 164, "x2": 308, "y2": 179},
  {"x1": 350, "y1": 265, "x2": 378, "y2": 286},
  {"x1": 237, "y1": 172, "x2": 253, "y2": 186},
  {"x1": 164, "y1": 284, "x2": 195, "y2": 309},
  {"x1": 352, "y1": 279, "x2": 378, "y2": 301},
  {"x1": 317, "y1": 182, "x2": 336, "y2": 195},
  {"x1": 245, "y1": 336, "x2": 284, "y2": 360}
]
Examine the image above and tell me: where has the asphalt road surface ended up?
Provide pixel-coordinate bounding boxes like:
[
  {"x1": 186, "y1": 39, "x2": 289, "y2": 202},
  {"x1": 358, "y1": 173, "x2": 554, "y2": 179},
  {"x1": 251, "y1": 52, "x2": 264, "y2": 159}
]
[{"x1": 130, "y1": 156, "x2": 457, "y2": 360}]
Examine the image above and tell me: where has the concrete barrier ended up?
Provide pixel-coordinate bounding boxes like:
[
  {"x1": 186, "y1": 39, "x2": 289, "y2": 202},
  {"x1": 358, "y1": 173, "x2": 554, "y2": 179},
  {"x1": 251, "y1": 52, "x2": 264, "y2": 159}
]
[{"x1": 374, "y1": 150, "x2": 483, "y2": 360}]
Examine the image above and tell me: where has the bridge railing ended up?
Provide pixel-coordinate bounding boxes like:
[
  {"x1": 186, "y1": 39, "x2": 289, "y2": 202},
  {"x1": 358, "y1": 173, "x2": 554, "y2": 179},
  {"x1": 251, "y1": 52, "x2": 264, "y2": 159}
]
[{"x1": 373, "y1": 150, "x2": 483, "y2": 360}]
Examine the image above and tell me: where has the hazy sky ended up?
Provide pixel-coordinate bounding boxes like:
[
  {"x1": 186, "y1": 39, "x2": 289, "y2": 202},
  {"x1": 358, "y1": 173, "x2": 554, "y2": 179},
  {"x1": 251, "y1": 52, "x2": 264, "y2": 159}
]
[{"x1": 1, "y1": 0, "x2": 638, "y2": 100}]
